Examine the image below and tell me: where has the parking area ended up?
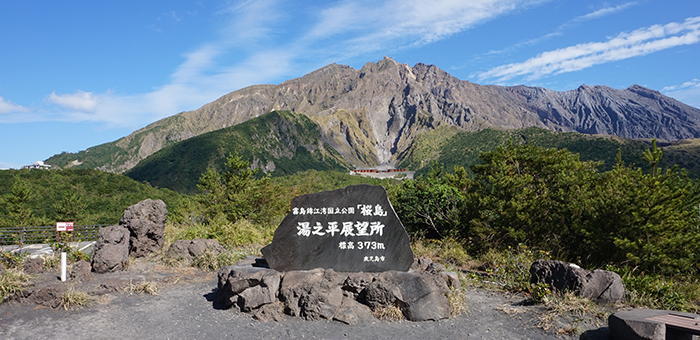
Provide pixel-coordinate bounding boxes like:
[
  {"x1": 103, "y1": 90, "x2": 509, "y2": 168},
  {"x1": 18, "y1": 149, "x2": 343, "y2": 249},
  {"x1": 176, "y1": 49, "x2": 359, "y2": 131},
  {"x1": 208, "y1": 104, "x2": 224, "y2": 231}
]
[{"x1": 1, "y1": 241, "x2": 96, "y2": 258}]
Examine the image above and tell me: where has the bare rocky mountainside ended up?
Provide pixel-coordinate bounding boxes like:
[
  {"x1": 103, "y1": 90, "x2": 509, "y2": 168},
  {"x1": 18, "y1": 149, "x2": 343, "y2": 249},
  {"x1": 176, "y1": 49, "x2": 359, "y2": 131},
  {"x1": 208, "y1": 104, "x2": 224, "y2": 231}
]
[{"x1": 46, "y1": 57, "x2": 700, "y2": 172}]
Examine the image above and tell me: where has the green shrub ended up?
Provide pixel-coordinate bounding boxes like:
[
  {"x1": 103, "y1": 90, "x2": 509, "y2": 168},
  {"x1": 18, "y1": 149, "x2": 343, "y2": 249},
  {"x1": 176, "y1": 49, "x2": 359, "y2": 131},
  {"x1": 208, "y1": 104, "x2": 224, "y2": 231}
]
[
  {"x1": 0, "y1": 250, "x2": 27, "y2": 269},
  {"x1": 169, "y1": 216, "x2": 276, "y2": 248}
]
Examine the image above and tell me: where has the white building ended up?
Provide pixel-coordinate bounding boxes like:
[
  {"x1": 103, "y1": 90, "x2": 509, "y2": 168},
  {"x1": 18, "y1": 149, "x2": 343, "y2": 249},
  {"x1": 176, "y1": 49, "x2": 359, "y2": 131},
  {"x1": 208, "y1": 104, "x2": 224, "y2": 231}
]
[{"x1": 23, "y1": 161, "x2": 52, "y2": 170}]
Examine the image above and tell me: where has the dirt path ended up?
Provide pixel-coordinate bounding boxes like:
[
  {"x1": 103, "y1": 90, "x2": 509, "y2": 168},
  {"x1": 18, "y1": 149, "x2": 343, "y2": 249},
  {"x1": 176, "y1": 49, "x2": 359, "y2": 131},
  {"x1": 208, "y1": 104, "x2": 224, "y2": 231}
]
[{"x1": 0, "y1": 264, "x2": 610, "y2": 340}]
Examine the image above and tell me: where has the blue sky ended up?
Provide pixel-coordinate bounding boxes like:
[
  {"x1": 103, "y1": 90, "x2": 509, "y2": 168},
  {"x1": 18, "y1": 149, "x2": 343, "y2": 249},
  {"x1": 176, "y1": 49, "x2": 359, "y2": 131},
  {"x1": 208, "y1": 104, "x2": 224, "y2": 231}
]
[{"x1": 1, "y1": 0, "x2": 699, "y2": 169}]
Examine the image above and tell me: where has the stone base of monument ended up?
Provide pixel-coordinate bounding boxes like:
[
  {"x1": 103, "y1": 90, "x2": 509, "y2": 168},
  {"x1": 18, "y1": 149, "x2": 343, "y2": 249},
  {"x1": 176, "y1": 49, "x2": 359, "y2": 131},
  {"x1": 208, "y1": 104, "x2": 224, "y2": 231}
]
[
  {"x1": 608, "y1": 309, "x2": 700, "y2": 340},
  {"x1": 215, "y1": 256, "x2": 460, "y2": 323}
]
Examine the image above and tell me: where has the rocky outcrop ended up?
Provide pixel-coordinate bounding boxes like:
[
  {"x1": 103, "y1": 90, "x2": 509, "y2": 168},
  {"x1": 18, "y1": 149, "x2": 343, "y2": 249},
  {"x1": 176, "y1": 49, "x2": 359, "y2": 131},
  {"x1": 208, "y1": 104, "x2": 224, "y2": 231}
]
[
  {"x1": 12, "y1": 283, "x2": 67, "y2": 307},
  {"x1": 216, "y1": 258, "x2": 459, "y2": 323},
  {"x1": 91, "y1": 225, "x2": 130, "y2": 273},
  {"x1": 120, "y1": 199, "x2": 167, "y2": 258},
  {"x1": 47, "y1": 57, "x2": 700, "y2": 173},
  {"x1": 69, "y1": 259, "x2": 92, "y2": 282},
  {"x1": 166, "y1": 239, "x2": 226, "y2": 262},
  {"x1": 530, "y1": 259, "x2": 625, "y2": 304}
]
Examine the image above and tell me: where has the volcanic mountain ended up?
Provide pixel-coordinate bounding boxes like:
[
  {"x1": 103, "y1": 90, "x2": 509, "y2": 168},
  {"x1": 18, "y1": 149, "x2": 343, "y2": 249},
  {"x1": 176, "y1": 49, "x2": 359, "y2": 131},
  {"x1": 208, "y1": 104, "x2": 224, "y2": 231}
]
[{"x1": 46, "y1": 57, "x2": 700, "y2": 172}]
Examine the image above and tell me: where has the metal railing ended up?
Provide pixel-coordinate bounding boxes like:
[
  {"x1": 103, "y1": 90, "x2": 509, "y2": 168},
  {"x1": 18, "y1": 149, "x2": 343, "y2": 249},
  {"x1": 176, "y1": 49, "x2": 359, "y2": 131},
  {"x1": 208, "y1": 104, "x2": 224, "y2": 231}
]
[{"x1": 0, "y1": 225, "x2": 114, "y2": 246}]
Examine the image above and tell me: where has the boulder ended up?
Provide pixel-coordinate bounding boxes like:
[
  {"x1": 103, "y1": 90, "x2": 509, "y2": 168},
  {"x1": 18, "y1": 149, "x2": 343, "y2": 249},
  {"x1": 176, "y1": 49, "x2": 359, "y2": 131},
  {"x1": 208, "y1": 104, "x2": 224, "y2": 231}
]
[
  {"x1": 0, "y1": 262, "x2": 5, "y2": 276},
  {"x1": 23, "y1": 257, "x2": 43, "y2": 274},
  {"x1": 441, "y1": 271, "x2": 461, "y2": 290},
  {"x1": 342, "y1": 272, "x2": 375, "y2": 295},
  {"x1": 609, "y1": 309, "x2": 700, "y2": 340},
  {"x1": 374, "y1": 270, "x2": 451, "y2": 321},
  {"x1": 167, "y1": 239, "x2": 226, "y2": 261},
  {"x1": 91, "y1": 225, "x2": 130, "y2": 273},
  {"x1": 252, "y1": 301, "x2": 285, "y2": 322},
  {"x1": 411, "y1": 256, "x2": 432, "y2": 271},
  {"x1": 581, "y1": 269, "x2": 626, "y2": 304},
  {"x1": 278, "y1": 268, "x2": 345, "y2": 320},
  {"x1": 360, "y1": 279, "x2": 399, "y2": 310},
  {"x1": 69, "y1": 259, "x2": 92, "y2": 282},
  {"x1": 216, "y1": 265, "x2": 281, "y2": 311},
  {"x1": 120, "y1": 199, "x2": 167, "y2": 258},
  {"x1": 426, "y1": 262, "x2": 447, "y2": 274},
  {"x1": 530, "y1": 259, "x2": 625, "y2": 304},
  {"x1": 333, "y1": 294, "x2": 375, "y2": 325}
]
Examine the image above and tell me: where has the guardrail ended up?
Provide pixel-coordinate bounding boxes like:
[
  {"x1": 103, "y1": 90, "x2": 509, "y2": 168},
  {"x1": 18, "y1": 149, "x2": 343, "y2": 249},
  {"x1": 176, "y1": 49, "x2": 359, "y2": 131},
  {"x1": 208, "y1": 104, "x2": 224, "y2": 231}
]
[{"x1": 0, "y1": 225, "x2": 114, "y2": 246}]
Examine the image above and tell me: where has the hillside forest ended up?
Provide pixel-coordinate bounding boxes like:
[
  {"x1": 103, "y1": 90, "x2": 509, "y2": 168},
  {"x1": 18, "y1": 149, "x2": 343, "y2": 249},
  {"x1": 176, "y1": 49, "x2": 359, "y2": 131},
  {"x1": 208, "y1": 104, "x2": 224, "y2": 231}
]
[{"x1": 2, "y1": 140, "x2": 699, "y2": 312}]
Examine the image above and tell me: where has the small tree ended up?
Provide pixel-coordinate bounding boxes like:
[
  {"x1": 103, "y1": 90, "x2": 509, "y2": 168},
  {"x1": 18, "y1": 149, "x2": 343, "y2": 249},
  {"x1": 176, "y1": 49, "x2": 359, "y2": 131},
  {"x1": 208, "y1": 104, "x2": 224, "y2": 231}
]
[
  {"x1": 53, "y1": 190, "x2": 86, "y2": 223},
  {"x1": 4, "y1": 177, "x2": 34, "y2": 245},
  {"x1": 197, "y1": 152, "x2": 286, "y2": 226}
]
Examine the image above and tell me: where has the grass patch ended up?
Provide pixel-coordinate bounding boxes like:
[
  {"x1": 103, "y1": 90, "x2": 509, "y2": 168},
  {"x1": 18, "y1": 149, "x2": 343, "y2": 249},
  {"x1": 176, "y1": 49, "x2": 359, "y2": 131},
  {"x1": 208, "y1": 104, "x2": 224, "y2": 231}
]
[
  {"x1": 56, "y1": 288, "x2": 92, "y2": 310},
  {"x1": 41, "y1": 254, "x2": 61, "y2": 271},
  {"x1": 411, "y1": 236, "x2": 472, "y2": 268},
  {"x1": 611, "y1": 265, "x2": 700, "y2": 313},
  {"x1": 535, "y1": 292, "x2": 609, "y2": 335},
  {"x1": 0, "y1": 268, "x2": 32, "y2": 301},
  {"x1": 372, "y1": 304, "x2": 405, "y2": 321},
  {"x1": 165, "y1": 216, "x2": 277, "y2": 249},
  {"x1": 191, "y1": 250, "x2": 241, "y2": 272},
  {"x1": 476, "y1": 244, "x2": 551, "y2": 292},
  {"x1": 446, "y1": 286, "x2": 468, "y2": 316},
  {"x1": 126, "y1": 279, "x2": 159, "y2": 295}
]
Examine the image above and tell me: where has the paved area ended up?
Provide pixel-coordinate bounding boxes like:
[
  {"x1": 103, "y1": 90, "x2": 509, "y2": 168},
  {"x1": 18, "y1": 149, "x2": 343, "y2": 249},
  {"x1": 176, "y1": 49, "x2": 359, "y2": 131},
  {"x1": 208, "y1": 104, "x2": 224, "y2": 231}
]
[
  {"x1": 0, "y1": 275, "x2": 604, "y2": 340},
  {"x1": 1, "y1": 241, "x2": 95, "y2": 258}
]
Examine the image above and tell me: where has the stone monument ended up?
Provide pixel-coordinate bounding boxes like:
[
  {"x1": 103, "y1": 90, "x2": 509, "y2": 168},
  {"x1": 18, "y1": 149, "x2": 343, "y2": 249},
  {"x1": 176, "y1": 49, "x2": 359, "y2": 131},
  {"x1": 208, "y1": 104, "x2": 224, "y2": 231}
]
[{"x1": 261, "y1": 184, "x2": 414, "y2": 272}]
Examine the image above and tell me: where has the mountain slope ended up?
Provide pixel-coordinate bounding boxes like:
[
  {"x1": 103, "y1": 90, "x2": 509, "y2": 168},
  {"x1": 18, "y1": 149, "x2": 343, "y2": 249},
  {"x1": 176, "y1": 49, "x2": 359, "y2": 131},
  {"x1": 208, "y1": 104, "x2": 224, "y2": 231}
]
[
  {"x1": 124, "y1": 111, "x2": 350, "y2": 194},
  {"x1": 46, "y1": 57, "x2": 700, "y2": 172},
  {"x1": 400, "y1": 127, "x2": 700, "y2": 179}
]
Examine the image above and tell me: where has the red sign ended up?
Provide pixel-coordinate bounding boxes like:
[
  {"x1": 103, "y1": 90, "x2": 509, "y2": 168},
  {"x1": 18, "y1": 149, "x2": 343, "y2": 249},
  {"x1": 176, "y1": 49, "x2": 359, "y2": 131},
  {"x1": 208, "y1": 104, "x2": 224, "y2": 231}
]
[{"x1": 56, "y1": 221, "x2": 74, "y2": 232}]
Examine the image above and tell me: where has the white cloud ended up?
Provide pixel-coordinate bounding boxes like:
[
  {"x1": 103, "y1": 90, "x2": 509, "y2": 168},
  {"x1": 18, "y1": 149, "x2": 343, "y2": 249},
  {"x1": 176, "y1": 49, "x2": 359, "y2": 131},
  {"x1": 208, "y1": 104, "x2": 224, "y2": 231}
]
[
  {"x1": 324, "y1": 0, "x2": 549, "y2": 56},
  {"x1": 0, "y1": 96, "x2": 29, "y2": 114},
  {"x1": 662, "y1": 78, "x2": 700, "y2": 91},
  {"x1": 47, "y1": 91, "x2": 99, "y2": 112},
  {"x1": 2, "y1": 0, "x2": 551, "y2": 128},
  {"x1": 476, "y1": 16, "x2": 700, "y2": 83},
  {"x1": 0, "y1": 161, "x2": 22, "y2": 170},
  {"x1": 477, "y1": 2, "x2": 637, "y2": 58},
  {"x1": 574, "y1": 2, "x2": 637, "y2": 22},
  {"x1": 662, "y1": 78, "x2": 700, "y2": 108}
]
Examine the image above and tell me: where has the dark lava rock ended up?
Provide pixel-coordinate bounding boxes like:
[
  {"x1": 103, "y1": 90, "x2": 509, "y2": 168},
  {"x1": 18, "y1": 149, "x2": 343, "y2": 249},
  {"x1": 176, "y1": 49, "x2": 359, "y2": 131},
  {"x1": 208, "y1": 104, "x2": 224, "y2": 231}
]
[
  {"x1": 91, "y1": 225, "x2": 130, "y2": 273},
  {"x1": 120, "y1": 199, "x2": 167, "y2": 258}
]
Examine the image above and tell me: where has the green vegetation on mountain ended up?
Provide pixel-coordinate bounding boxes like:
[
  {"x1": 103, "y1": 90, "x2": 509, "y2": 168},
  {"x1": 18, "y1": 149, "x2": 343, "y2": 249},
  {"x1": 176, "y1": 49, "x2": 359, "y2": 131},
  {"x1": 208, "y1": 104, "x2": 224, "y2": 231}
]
[
  {"x1": 125, "y1": 111, "x2": 352, "y2": 194},
  {"x1": 45, "y1": 142, "x2": 127, "y2": 170},
  {"x1": 398, "y1": 127, "x2": 700, "y2": 178},
  {"x1": 0, "y1": 168, "x2": 193, "y2": 227},
  {"x1": 271, "y1": 169, "x2": 399, "y2": 196}
]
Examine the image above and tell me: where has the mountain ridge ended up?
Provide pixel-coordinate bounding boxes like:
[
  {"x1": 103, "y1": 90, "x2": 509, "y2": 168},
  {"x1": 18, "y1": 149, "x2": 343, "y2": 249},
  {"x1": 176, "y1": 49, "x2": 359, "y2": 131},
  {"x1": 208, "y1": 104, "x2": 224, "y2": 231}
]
[{"x1": 45, "y1": 57, "x2": 700, "y2": 172}]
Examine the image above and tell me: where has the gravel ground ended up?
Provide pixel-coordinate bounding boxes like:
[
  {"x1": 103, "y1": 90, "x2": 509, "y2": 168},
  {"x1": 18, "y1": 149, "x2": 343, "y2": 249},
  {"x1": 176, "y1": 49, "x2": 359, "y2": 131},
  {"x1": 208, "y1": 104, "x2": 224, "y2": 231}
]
[{"x1": 0, "y1": 265, "x2": 610, "y2": 340}]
